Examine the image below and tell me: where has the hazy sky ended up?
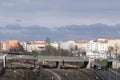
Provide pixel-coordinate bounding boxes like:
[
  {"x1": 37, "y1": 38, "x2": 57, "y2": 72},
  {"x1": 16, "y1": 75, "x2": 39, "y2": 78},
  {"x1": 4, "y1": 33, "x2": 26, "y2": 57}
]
[{"x1": 0, "y1": 0, "x2": 120, "y2": 27}]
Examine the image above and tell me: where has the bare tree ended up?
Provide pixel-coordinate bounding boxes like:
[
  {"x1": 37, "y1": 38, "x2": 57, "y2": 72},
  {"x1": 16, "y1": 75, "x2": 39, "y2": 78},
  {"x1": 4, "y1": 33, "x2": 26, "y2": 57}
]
[
  {"x1": 107, "y1": 46, "x2": 114, "y2": 57},
  {"x1": 78, "y1": 48, "x2": 86, "y2": 57},
  {"x1": 69, "y1": 45, "x2": 78, "y2": 56},
  {"x1": 69, "y1": 44, "x2": 74, "y2": 56},
  {"x1": 43, "y1": 37, "x2": 55, "y2": 56},
  {"x1": 114, "y1": 43, "x2": 119, "y2": 58},
  {"x1": 74, "y1": 45, "x2": 79, "y2": 56},
  {"x1": 108, "y1": 42, "x2": 120, "y2": 58}
]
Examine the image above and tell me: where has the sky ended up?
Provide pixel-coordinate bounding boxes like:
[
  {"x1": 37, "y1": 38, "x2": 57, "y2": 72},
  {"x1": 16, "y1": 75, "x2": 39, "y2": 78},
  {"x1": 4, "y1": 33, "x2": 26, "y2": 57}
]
[
  {"x1": 0, "y1": 0, "x2": 120, "y2": 27},
  {"x1": 0, "y1": 0, "x2": 120, "y2": 41}
]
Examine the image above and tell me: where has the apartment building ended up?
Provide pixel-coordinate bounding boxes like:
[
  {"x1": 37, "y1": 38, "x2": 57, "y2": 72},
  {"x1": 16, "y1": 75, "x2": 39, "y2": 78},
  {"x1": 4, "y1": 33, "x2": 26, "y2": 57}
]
[{"x1": 86, "y1": 39, "x2": 108, "y2": 53}]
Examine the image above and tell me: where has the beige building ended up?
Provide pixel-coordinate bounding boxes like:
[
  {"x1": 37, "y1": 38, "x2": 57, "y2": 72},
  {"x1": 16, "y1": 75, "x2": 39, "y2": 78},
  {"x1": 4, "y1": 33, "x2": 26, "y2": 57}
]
[
  {"x1": 24, "y1": 41, "x2": 46, "y2": 52},
  {"x1": 0, "y1": 42, "x2": 3, "y2": 51},
  {"x1": 1, "y1": 42, "x2": 6, "y2": 51},
  {"x1": 75, "y1": 40, "x2": 88, "y2": 51},
  {"x1": 50, "y1": 42, "x2": 59, "y2": 49}
]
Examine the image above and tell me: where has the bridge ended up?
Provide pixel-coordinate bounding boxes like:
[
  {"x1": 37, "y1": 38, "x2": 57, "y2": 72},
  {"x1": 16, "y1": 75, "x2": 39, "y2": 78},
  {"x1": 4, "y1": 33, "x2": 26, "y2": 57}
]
[
  {"x1": 1, "y1": 54, "x2": 120, "y2": 69},
  {"x1": 6, "y1": 54, "x2": 89, "y2": 62},
  {"x1": 0, "y1": 54, "x2": 89, "y2": 69}
]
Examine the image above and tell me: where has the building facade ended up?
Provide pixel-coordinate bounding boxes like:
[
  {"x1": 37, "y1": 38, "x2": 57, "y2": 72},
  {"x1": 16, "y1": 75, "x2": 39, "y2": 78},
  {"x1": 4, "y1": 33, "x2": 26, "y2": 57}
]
[
  {"x1": 5, "y1": 40, "x2": 20, "y2": 51},
  {"x1": 21, "y1": 41, "x2": 46, "y2": 52}
]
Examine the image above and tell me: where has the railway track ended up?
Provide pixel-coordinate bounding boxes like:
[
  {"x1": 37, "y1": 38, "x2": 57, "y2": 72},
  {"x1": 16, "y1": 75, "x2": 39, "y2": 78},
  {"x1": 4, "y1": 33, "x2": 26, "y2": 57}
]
[
  {"x1": 45, "y1": 69, "x2": 62, "y2": 80},
  {"x1": 80, "y1": 69, "x2": 104, "y2": 80},
  {"x1": 89, "y1": 69, "x2": 106, "y2": 80},
  {"x1": 48, "y1": 69, "x2": 105, "y2": 80},
  {"x1": 1, "y1": 62, "x2": 106, "y2": 80},
  {"x1": 0, "y1": 68, "x2": 105, "y2": 80}
]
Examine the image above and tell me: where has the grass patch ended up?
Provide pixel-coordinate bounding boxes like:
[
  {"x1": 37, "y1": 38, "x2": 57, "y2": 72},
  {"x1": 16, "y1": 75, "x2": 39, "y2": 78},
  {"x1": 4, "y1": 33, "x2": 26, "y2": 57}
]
[{"x1": 96, "y1": 61, "x2": 108, "y2": 66}]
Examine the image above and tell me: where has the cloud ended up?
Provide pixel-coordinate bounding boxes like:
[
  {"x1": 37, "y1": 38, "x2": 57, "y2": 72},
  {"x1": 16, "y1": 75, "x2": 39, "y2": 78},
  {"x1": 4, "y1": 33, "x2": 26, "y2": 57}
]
[
  {"x1": 0, "y1": 24, "x2": 120, "y2": 41},
  {"x1": 0, "y1": 0, "x2": 120, "y2": 27},
  {"x1": 16, "y1": 19, "x2": 22, "y2": 22}
]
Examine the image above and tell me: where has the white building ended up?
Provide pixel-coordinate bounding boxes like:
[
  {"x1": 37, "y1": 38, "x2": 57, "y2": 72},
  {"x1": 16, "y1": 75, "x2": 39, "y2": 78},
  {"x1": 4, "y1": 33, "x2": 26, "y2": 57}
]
[
  {"x1": 20, "y1": 41, "x2": 46, "y2": 52},
  {"x1": 87, "y1": 39, "x2": 108, "y2": 53},
  {"x1": 50, "y1": 42, "x2": 59, "y2": 49},
  {"x1": 85, "y1": 39, "x2": 108, "y2": 59},
  {"x1": 60, "y1": 41, "x2": 76, "y2": 50},
  {"x1": 20, "y1": 41, "x2": 59, "y2": 52},
  {"x1": 86, "y1": 51, "x2": 107, "y2": 59}
]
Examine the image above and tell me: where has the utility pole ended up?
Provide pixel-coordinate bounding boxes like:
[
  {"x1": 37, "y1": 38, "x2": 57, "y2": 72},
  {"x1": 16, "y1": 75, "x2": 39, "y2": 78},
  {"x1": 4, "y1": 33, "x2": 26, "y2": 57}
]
[{"x1": 58, "y1": 42, "x2": 61, "y2": 56}]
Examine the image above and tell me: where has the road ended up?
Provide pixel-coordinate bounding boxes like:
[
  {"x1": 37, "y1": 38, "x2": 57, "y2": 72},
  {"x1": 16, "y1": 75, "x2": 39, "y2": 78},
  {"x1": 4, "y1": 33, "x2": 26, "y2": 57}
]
[{"x1": 97, "y1": 69, "x2": 120, "y2": 80}]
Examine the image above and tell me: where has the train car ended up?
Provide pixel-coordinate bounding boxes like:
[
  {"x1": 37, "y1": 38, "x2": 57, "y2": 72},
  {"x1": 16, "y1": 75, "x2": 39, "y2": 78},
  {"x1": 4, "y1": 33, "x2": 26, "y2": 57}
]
[{"x1": 7, "y1": 52, "x2": 23, "y2": 55}]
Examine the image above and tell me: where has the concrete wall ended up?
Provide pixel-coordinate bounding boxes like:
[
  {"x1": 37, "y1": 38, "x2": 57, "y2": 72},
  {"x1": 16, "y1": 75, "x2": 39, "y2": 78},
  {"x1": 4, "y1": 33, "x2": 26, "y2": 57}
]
[
  {"x1": 86, "y1": 59, "x2": 95, "y2": 68},
  {"x1": 112, "y1": 60, "x2": 120, "y2": 69}
]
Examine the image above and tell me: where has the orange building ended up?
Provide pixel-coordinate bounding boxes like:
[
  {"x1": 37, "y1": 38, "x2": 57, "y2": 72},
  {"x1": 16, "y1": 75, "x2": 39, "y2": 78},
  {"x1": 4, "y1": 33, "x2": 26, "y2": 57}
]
[{"x1": 6, "y1": 40, "x2": 20, "y2": 51}]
